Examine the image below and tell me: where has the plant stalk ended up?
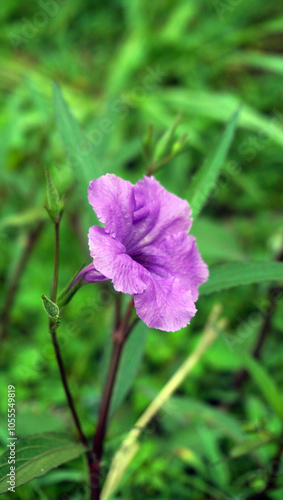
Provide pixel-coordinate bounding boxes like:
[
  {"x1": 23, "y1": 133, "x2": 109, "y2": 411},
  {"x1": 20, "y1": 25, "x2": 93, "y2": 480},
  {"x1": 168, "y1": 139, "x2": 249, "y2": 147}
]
[
  {"x1": 48, "y1": 220, "x2": 88, "y2": 450},
  {"x1": 51, "y1": 222, "x2": 60, "y2": 303},
  {"x1": 90, "y1": 298, "x2": 135, "y2": 500}
]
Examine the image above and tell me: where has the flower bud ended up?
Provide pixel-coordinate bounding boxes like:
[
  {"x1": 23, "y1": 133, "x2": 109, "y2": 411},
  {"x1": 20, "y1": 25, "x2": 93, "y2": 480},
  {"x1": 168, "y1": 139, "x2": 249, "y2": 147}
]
[
  {"x1": 171, "y1": 133, "x2": 190, "y2": 157},
  {"x1": 41, "y1": 294, "x2": 60, "y2": 323},
  {"x1": 153, "y1": 113, "x2": 182, "y2": 162}
]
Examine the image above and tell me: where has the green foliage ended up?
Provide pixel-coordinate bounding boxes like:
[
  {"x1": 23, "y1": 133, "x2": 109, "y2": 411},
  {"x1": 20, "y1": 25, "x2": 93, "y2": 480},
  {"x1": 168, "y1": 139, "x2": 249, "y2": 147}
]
[
  {"x1": 200, "y1": 261, "x2": 283, "y2": 296},
  {"x1": 153, "y1": 114, "x2": 182, "y2": 162},
  {"x1": 44, "y1": 167, "x2": 63, "y2": 223},
  {"x1": 0, "y1": 433, "x2": 86, "y2": 494},
  {"x1": 53, "y1": 83, "x2": 100, "y2": 225},
  {"x1": 227, "y1": 434, "x2": 274, "y2": 461},
  {"x1": 1, "y1": 0, "x2": 283, "y2": 499},
  {"x1": 237, "y1": 349, "x2": 283, "y2": 421},
  {"x1": 186, "y1": 109, "x2": 239, "y2": 217},
  {"x1": 101, "y1": 322, "x2": 148, "y2": 417}
]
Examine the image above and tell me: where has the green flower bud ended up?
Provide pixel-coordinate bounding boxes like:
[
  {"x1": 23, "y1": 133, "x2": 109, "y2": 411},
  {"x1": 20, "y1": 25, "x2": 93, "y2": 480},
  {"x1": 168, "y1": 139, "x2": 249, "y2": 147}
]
[
  {"x1": 41, "y1": 295, "x2": 60, "y2": 322},
  {"x1": 171, "y1": 133, "x2": 190, "y2": 157},
  {"x1": 153, "y1": 113, "x2": 182, "y2": 162}
]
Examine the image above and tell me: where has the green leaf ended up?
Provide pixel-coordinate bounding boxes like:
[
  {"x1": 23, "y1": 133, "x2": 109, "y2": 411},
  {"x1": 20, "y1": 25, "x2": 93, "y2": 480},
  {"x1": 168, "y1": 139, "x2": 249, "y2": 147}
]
[
  {"x1": 0, "y1": 433, "x2": 86, "y2": 494},
  {"x1": 227, "y1": 434, "x2": 274, "y2": 461},
  {"x1": 198, "y1": 424, "x2": 230, "y2": 487},
  {"x1": 181, "y1": 475, "x2": 230, "y2": 500},
  {"x1": 191, "y1": 217, "x2": 244, "y2": 262},
  {"x1": 200, "y1": 261, "x2": 283, "y2": 296},
  {"x1": 53, "y1": 83, "x2": 101, "y2": 211},
  {"x1": 163, "y1": 396, "x2": 245, "y2": 440},
  {"x1": 36, "y1": 469, "x2": 84, "y2": 486},
  {"x1": 44, "y1": 167, "x2": 62, "y2": 222},
  {"x1": 101, "y1": 322, "x2": 148, "y2": 417},
  {"x1": 153, "y1": 89, "x2": 283, "y2": 148},
  {"x1": 228, "y1": 51, "x2": 283, "y2": 77},
  {"x1": 186, "y1": 109, "x2": 239, "y2": 217},
  {"x1": 0, "y1": 208, "x2": 46, "y2": 229},
  {"x1": 236, "y1": 349, "x2": 283, "y2": 421}
]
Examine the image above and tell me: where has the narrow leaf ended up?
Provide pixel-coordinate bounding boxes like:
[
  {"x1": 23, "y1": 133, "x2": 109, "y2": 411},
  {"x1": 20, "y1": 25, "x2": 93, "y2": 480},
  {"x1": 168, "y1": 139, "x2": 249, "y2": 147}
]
[
  {"x1": 0, "y1": 209, "x2": 47, "y2": 229},
  {"x1": 236, "y1": 349, "x2": 283, "y2": 421},
  {"x1": 101, "y1": 322, "x2": 148, "y2": 417},
  {"x1": 53, "y1": 83, "x2": 102, "y2": 202},
  {"x1": 200, "y1": 261, "x2": 283, "y2": 296},
  {"x1": 228, "y1": 51, "x2": 283, "y2": 77},
  {"x1": 226, "y1": 435, "x2": 274, "y2": 461},
  {"x1": 154, "y1": 88, "x2": 283, "y2": 148},
  {"x1": 44, "y1": 167, "x2": 61, "y2": 221},
  {"x1": 199, "y1": 424, "x2": 230, "y2": 487},
  {"x1": 186, "y1": 109, "x2": 239, "y2": 217},
  {"x1": 0, "y1": 433, "x2": 86, "y2": 494}
]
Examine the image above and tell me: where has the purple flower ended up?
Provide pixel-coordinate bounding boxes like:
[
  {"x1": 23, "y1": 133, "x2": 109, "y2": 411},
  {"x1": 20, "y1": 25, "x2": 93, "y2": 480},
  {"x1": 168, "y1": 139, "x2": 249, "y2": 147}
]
[{"x1": 85, "y1": 174, "x2": 208, "y2": 332}]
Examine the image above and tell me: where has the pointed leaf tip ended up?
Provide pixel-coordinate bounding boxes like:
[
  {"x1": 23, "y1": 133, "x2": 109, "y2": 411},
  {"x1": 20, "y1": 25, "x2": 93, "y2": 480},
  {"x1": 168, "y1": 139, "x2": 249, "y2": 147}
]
[{"x1": 44, "y1": 167, "x2": 62, "y2": 223}]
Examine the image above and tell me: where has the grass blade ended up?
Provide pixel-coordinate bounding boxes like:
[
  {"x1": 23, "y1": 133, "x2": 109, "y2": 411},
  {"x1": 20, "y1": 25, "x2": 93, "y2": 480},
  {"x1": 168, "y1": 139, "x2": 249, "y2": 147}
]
[
  {"x1": 186, "y1": 109, "x2": 239, "y2": 217},
  {"x1": 236, "y1": 349, "x2": 283, "y2": 421}
]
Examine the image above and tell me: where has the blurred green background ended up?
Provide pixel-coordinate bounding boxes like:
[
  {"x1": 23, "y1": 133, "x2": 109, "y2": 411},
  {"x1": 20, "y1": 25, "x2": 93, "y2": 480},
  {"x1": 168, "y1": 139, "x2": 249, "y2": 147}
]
[{"x1": 0, "y1": 0, "x2": 283, "y2": 498}]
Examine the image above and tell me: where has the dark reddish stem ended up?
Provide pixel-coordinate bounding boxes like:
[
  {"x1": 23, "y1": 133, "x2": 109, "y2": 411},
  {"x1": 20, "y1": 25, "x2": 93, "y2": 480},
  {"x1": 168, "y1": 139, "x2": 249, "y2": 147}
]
[
  {"x1": 48, "y1": 220, "x2": 89, "y2": 451},
  {"x1": 90, "y1": 298, "x2": 135, "y2": 499},
  {"x1": 115, "y1": 292, "x2": 122, "y2": 330}
]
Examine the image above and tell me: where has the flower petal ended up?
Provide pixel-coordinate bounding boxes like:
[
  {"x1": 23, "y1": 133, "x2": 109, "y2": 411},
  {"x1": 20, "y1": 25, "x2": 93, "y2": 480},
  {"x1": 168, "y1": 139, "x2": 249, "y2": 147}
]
[
  {"x1": 128, "y1": 176, "x2": 192, "y2": 253},
  {"x1": 88, "y1": 174, "x2": 134, "y2": 243},
  {"x1": 156, "y1": 233, "x2": 208, "y2": 301},
  {"x1": 132, "y1": 233, "x2": 208, "y2": 302},
  {"x1": 134, "y1": 275, "x2": 197, "y2": 332},
  {"x1": 88, "y1": 226, "x2": 149, "y2": 294}
]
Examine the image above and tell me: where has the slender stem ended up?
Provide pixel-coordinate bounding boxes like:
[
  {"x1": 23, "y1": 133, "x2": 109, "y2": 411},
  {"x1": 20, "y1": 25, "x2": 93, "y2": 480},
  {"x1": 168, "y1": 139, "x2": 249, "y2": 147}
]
[
  {"x1": 49, "y1": 322, "x2": 89, "y2": 449},
  {"x1": 125, "y1": 316, "x2": 140, "y2": 340},
  {"x1": 146, "y1": 153, "x2": 174, "y2": 176},
  {"x1": 0, "y1": 220, "x2": 45, "y2": 342},
  {"x1": 48, "y1": 220, "x2": 88, "y2": 450},
  {"x1": 51, "y1": 222, "x2": 60, "y2": 303},
  {"x1": 92, "y1": 340, "x2": 124, "y2": 460},
  {"x1": 122, "y1": 297, "x2": 135, "y2": 329},
  {"x1": 115, "y1": 293, "x2": 122, "y2": 330},
  {"x1": 90, "y1": 298, "x2": 135, "y2": 500}
]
